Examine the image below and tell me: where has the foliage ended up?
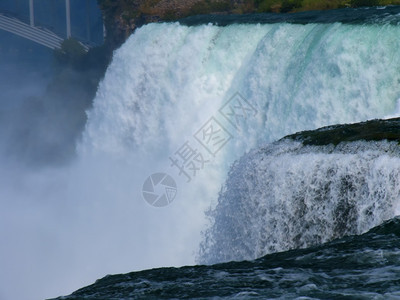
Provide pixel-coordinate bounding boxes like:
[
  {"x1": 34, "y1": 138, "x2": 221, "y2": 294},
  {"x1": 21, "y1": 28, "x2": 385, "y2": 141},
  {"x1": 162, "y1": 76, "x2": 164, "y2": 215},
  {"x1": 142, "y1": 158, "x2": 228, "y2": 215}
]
[
  {"x1": 97, "y1": 0, "x2": 400, "y2": 33},
  {"x1": 185, "y1": 0, "x2": 232, "y2": 16},
  {"x1": 54, "y1": 38, "x2": 86, "y2": 69}
]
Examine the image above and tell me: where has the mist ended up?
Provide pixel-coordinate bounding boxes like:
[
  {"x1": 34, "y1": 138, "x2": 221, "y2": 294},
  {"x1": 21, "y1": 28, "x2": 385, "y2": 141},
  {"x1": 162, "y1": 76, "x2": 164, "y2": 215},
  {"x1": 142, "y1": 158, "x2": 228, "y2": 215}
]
[
  {"x1": 0, "y1": 30, "x2": 207, "y2": 300},
  {"x1": 0, "y1": 10, "x2": 210, "y2": 300},
  {"x1": 3, "y1": 7, "x2": 400, "y2": 300},
  {"x1": 0, "y1": 22, "x2": 129, "y2": 300}
]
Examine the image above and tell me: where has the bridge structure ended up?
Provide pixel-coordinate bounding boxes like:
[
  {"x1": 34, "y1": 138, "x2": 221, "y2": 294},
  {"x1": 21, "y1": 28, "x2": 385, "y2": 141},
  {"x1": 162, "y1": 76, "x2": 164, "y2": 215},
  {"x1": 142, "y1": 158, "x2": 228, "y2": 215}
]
[{"x1": 0, "y1": 0, "x2": 104, "y2": 51}]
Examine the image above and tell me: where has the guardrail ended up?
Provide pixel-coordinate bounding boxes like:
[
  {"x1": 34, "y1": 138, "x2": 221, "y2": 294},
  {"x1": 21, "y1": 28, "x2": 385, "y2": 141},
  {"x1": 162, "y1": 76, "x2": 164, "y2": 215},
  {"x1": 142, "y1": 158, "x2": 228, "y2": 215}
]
[{"x1": 0, "y1": 13, "x2": 91, "y2": 51}]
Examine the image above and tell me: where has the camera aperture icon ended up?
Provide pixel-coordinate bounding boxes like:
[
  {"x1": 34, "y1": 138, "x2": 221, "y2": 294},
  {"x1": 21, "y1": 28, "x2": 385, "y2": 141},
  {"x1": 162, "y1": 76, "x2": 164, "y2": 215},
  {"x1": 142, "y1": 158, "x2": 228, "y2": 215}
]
[{"x1": 142, "y1": 173, "x2": 177, "y2": 207}]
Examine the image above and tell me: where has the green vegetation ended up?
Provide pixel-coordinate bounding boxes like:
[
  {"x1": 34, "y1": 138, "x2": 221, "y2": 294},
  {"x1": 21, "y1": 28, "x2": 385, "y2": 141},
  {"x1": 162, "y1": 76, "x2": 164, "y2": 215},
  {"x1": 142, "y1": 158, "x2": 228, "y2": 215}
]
[
  {"x1": 185, "y1": 0, "x2": 232, "y2": 17},
  {"x1": 249, "y1": 0, "x2": 400, "y2": 12},
  {"x1": 98, "y1": 0, "x2": 400, "y2": 18},
  {"x1": 54, "y1": 37, "x2": 112, "y2": 73},
  {"x1": 96, "y1": 0, "x2": 400, "y2": 43},
  {"x1": 54, "y1": 38, "x2": 86, "y2": 69}
]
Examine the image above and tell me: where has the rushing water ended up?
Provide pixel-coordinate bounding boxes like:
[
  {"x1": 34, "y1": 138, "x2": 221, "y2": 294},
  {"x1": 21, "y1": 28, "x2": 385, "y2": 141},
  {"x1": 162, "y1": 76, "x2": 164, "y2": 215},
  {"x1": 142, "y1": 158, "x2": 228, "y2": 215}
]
[
  {"x1": 52, "y1": 217, "x2": 400, "y2": 299},
  {"x1": 200, "y1": 139, "x2": 400, "y2": 264},
  {"x1": 80, "y1": 4, "x2": 400, "y2": 267},
  {"x1": 3, "y1": 6, "x2": 400, "y2": 300}
]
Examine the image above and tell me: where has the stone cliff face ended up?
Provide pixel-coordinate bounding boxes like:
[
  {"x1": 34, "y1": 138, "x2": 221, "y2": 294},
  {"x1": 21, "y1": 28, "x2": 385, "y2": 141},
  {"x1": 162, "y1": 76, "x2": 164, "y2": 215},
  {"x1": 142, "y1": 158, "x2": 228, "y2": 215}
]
[
  {"x1": 98, "y1": 0, "x2": 247, "y2": 46},
  {"x1": 97, "y1": 0, "x2": 400, "y2": 47}
]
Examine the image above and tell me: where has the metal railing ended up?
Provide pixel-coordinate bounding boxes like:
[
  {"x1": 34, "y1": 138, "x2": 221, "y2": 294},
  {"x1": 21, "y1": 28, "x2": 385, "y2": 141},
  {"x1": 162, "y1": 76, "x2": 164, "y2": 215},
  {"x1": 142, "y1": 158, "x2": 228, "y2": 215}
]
[
  {"x1": 0, "y1": 13, "x2": 64, "y2": 49},
  {"x1": 0, "y1": 0, "x2": 103, "y2": 51}
]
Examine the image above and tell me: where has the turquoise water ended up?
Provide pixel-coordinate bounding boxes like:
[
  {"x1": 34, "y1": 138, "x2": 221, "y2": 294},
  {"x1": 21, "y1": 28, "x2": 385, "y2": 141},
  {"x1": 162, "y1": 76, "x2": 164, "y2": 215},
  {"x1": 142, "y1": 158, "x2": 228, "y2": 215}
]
[
  {"x1": 53, "y1": 118, "x2": 400, "y2": 299},
  {"x1": 63, "y1": 7, "x2": 400, "y2": 298},
  {"x1": 4, "y1": 6, "x2": 400, "y2": 300}
]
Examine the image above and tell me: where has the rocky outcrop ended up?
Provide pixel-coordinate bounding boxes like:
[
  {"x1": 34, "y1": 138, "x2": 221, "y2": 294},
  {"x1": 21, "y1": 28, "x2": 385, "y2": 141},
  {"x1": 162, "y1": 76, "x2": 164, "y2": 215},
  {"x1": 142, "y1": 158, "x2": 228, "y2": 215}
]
[
  {"x1": 98, "y1": 0, "x2": 247, "y2": 46},
  {"x1": 97, "y1": 0, "x2": 400, "y2": 50}
]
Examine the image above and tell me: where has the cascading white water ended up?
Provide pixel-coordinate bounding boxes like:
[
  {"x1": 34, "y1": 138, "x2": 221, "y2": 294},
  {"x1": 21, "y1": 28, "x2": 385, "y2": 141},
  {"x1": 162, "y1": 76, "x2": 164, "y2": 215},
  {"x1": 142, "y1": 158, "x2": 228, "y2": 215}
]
[
  {"x1": 3, "y1": 19, "x2": 400, "y2": 300},
  {"x1": 199, "y1": 139, "x2": 400, "y2": 264},
  {"x1": 79, "y1": 21, "x2": 400, "y2": 266},
  {"x1": 82, "y1": 22, "x2": 400, "y2": 158}
]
